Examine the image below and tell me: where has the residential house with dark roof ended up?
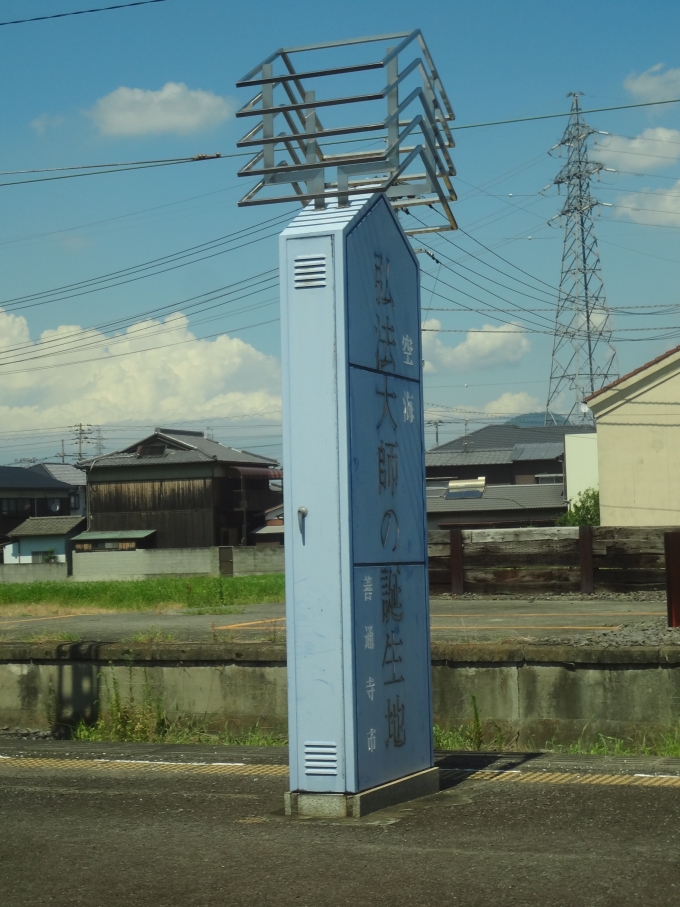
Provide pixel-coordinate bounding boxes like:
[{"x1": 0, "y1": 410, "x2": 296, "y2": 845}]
[
  {"x1": 28, "y1": 463, "x2": 87, "y2": 515},
  {"x1": 78, "y1": 428, "x2": 282, "y2": 548},
  {"x1": 0, "y1": 465, "x2": 73, "y2": 545},
  {"x1": 425, "y1": 423, "x2": 595, "y2": 528}
]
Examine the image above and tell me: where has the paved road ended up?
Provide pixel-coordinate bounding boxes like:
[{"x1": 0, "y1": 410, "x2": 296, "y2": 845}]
[
  {"x1": 0, "y1": 597, "x2": 665, "y2": 643},
  {"x1": 1, "y1": 739, "x2": 679, "y2": 906}
]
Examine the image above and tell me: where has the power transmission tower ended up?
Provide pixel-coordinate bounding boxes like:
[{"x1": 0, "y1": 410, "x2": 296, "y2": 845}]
[
  {"x1": 94, "y1": 426, "x2": 105, "y2": 455},
  {"x1": 545, "y1": 92, "x2": 618, "y2": 425}
]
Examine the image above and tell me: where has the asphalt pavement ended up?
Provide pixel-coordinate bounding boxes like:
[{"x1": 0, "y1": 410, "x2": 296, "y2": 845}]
[
  {"x1": 1, "y1": 738, "x2": 679, "y2": 906},
  {"x1": 0, "y1": 596, "x2": 666, "y2": 643}
]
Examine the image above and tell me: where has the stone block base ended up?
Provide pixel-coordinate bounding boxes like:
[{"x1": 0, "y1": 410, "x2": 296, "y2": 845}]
[{"x1": 285, "y1": 767, "x2": 439, "y2": 818}]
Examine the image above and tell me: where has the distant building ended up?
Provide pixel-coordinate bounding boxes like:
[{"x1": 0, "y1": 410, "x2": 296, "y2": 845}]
[
  {"x1": 3, "y1": 515, "x2": 86, "y2": 568},
  {"x1": 28, "y1": 463, "x2": 87, "y2": 516},
  {"x1": 586, "y1": 344, "x2": 680, "y2": 526},
  {"x1": 426, "y1": 480, "x2": 566, "y2": 529},
  {"x1": 564, "y1": 434, "x2": 599, "y2": 507},
  {"x1": 426, "y1": 423, "x2": 596, "y2": 486},
  {"x1": 0, "y1": 465, "x2": 73, "y2": 545},
  {"x1": 79, "y1": 427, "x2": 282, "y2": 548},
  {"x1": 252, "y1": 503, "x2": 284, "y2": 545}
]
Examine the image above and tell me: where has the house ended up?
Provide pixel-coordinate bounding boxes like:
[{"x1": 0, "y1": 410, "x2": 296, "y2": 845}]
[
  {"x1": 426, "y1": 480, "x2": 566, "y2": 530},
  {"x1": 3, "y1": 515, "x2": 86, "y2": 569},
  {"x1": 0, "y1": 465, "x2": 73, "y2": 546},
  {"x1": 426, "y1": 423, "x2": 596, "y2": 485},
  {"x1": 586, "y1": 344, "x2": 680, "y2": 526},
  {"x1": 78, "y1": 427, "x2": 282, "y2": 548},
  {"x1": 28, "y1": 463, "x2": 87, "y2": 516},
  {"x1": 252, "y1": 503, "x2": 284, "y2": 545}
]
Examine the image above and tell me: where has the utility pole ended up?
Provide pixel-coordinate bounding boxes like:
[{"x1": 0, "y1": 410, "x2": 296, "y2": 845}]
[
  {"x1": 545, "y1": 93, "x2": 618, "y2": 424},
  {"x1": 71, "y1": 423, "x2": 93, "y2": 460}
]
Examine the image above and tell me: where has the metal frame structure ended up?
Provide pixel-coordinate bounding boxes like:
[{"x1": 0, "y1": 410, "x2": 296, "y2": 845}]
[
  {"x1": 235, "y1": 31, "x2": 457, "y2": 235},
  {"x1": 545, "y1": 93, "x2": 618, "y2": 424}
]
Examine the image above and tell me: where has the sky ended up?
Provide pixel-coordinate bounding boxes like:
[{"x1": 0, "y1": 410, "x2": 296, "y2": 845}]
[{"x1": 1, "y1": 0, "x2": 680, "y2": 462}]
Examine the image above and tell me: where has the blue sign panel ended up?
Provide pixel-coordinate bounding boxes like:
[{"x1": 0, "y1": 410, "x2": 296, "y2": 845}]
[{"x1": 346, "y1": 196, "x2": 432, "y2": 790}]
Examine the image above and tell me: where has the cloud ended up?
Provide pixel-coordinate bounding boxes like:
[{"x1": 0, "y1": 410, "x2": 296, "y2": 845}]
[
  {"x1": 624, "y1": 64, "x2": 680, "y2": 103},
  {"x1": 30, "y1": 114, "x2": 65, "y2": 135},
  {"x1": 596, "y1": 127, "x2": 680, "y2": 172},
  {"x1": 615, "y1": 177, "x2": 680, "y2": 227},
  {"x1": 421, "y1": 319, "x2": 530, "y2": 372},
  {"x1": 484, "y1": 391, "x2": 540, "y2": 416},
  {"x1": 0, "y1": 309, "x2": 281, "y2": 432},
  {"x1": 86, "y1": 82, "x2": 233, "y2": 136}
]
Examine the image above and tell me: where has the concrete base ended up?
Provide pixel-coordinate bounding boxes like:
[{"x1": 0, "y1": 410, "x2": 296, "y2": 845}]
[{"x1": 284, "y1": 767, "x2": 439, "y2": 818}]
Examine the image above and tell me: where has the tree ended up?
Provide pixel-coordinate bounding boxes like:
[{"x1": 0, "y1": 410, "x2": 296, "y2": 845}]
[{"x1": 557, "y1": 488, "x2": 600, "y2": 526}]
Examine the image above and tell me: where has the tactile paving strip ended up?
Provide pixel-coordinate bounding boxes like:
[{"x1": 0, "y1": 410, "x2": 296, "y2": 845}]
[
  {"x1": 0, "y1": 756, "x2": 288, "y2": 777},
  {"x1": 445, "y1": 769, "x2": 680, "y2": 789}
]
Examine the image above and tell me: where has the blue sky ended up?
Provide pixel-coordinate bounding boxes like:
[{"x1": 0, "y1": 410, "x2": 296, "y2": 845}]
[{"x1": 1, "y1": 0, "x2": 680, "y2": 461}]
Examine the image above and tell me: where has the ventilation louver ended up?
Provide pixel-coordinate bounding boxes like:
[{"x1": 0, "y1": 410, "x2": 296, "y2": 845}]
[
  {"x1": 304, "y1": 741, "x2": 338, "y2": 775},
  {"x1": 294, "y1": 255, "x2": 327, "y2": 289}
]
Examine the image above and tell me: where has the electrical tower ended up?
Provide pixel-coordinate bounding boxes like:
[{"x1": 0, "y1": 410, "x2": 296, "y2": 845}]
[{"x1": 545, "y1": 93, "x2": 618, "y2": 424}]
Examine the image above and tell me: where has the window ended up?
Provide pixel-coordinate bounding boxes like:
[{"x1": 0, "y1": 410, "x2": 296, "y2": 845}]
[
  {"x1": 31, "y1": 551, "x2": 47, "y2": 564},
  {"x1": 1, "y1": 499, "x2": 32, "y2": 516},
  {"x1": 69, "y1": 493, "x2": 80, "y2": 510}
]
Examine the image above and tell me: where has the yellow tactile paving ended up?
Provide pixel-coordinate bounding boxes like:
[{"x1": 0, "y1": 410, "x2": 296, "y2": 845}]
[
  {"x1": 2, "y1": 756, "x2": 679, "y2": 789},
  {"x1": 460, "y1": 769, "x2": 680, "y2": 789},
  {"x1": 0, "y1": 756, "x2": 288, "y2": 777}
]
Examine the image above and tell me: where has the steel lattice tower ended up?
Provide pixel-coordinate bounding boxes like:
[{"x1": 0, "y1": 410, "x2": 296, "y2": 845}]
[{"x1": 545, "y1": 93, "x2": 618, "y2": 424}]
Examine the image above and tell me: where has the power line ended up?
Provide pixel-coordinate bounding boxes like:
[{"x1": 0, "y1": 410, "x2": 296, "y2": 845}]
[
  {"x1": 450, "y1": 97, "x2": 680, "y2": 131},
  {"x1": 0, "y1": 1, "x2": 166, "y2": 27}
]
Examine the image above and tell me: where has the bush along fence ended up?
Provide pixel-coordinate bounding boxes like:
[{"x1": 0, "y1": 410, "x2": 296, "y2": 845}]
[{"x1": 427, "y1": 526, "x2": 671, "y2": 595}]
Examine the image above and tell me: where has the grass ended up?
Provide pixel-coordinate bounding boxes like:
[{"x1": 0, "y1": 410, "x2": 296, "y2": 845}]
[
  {"x1": 434, "y1": 721, "x2": 680, "y2": 758},
  {"x1": 0, "y1": 574, "x2": 285, "y2": 613}
]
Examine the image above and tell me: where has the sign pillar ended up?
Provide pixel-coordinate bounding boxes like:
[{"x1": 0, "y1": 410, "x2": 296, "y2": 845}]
[{"x1": 281, "y1": 194, "x2": 436, "y2": 817}]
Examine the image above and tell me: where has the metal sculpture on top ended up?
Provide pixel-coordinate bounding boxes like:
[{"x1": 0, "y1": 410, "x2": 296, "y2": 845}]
[{"x1": 235, "y1": 30, "x2": 457, "y2": 235}]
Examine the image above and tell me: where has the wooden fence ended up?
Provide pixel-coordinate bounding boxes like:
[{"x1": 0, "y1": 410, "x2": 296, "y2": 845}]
[{"x1": 427, "y1": 526, "x2": 669, "y2": 595}]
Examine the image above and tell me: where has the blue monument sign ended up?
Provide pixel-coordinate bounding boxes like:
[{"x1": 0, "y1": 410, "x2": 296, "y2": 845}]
[{"x1": 281, "y1": 194, "x2": 434, "y2": 811}]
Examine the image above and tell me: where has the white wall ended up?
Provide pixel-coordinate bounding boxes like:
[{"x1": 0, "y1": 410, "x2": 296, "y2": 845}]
[{"x1": 564, "y1": 434, "x2": 599, "y2": 506}]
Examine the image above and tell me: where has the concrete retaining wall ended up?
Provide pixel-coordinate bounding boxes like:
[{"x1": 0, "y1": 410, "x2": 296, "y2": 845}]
[
  {"x1": 0, "y1": 563, "x2": 69, "y2": 584},
  {"x1": 2, "y1": 641, "x2": 680, "y2": 746},
  {"x1": 70, "y1": 546, "x2": 284, "y2": 581},
  {"x1": 71, "y1": 548, "x2": 220, "y2": 581}
]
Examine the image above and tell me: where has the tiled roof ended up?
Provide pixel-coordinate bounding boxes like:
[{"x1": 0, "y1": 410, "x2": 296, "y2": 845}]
[
  {"x1": 426, "y1": 483, "x2": 565, "y2": 513},
  {"x1": 8, "y1": 516, "x2": 86, "y2": 537},
  {"x1": 430, "y1": 423, "x2": 594, "y2": 454},
  {"x1": 0, "y1": 465, "x2": 72, "y2": 492},
  {"x1": 29, "y1": 463, "x2": 87, "y2": 486},
  {"x1": 426, "y1": 448, "x2": 514, "y2": 468},
  {"x1": 511, "y1": 442, "x2": 565, "y2": 462},
  {"x1": 79, "y1": 427, "x2": 278, "y2": 469}
]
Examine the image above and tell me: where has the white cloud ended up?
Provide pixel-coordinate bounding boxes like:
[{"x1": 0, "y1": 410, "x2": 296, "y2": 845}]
[
  {"x1": 484, "y1": 391, "x2": 540, "y2": 416},
  {"x1": 0, "y1": 309, "x2": 281, "y2": 432},
  {"x1": 596, "y1": 127, "x2": 680, "y2": 172},
  {"x1": 30, "y1": 114, "x2": 65, "y2": 135},
  {"x1": 86, "y1": 82, "x2": 233, "y2": 137},
  {"x1": 421, "y1": 319, "x2": 530, "y2": 372},
  {"x1": 615, "y1": 177, "x2": 680, "y2": 227},
  {"x1": 624, "y1": 64, "x2": 680, "y2": 103}
]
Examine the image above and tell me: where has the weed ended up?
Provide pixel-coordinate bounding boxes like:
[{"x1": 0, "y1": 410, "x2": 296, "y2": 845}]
[
  {"x1": 72, "y1": 666, "x2": 287, "y2": 746},
  {"x1": 123, "y1": 629, "x2": 178, "y2": 644},
  {"x1": 20, "y1": 631, "x2": 81, "y2": 644}
]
